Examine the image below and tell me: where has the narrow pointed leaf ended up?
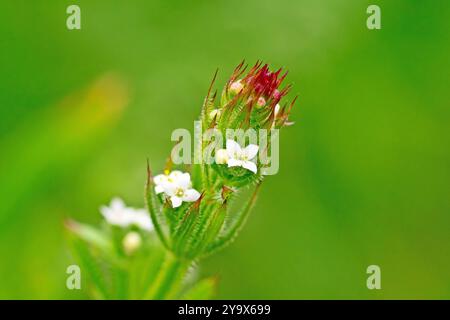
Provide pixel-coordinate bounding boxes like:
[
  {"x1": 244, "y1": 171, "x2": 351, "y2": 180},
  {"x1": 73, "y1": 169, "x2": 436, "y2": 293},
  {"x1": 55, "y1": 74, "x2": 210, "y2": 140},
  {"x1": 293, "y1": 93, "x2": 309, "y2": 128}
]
[
  {"x1": 205, "y1": 183, "x2": 261, "y2": 255},
  {"x1": 145, "y1": 160, "x2": 170, "y2": 250}
]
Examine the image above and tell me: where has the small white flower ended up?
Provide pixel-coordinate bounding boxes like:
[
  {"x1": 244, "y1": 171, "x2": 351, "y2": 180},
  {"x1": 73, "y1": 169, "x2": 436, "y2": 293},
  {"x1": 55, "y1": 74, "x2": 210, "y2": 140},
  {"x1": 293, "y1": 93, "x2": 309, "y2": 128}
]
[
  {"x1": 224, "y1": 139, "x2": 259, "y2": 174},
  {"x1": 154, "y1": 171, "x2": 201, "y2": 208},
  {"x1": 100, "y1": 197, "x2": 153, "y2": 231},
  {"x1": 162, "y1": 172, "x2": 201, "y2": 208},
  {"x1": 153, "y1": 170, "x2": 183, "y2": 194},
  {"x1": 100, "y1": 198, "x2": 131, "y2": 227},
  {"x1": 229, "y1": 80, "x2": 243, "y2": 94},
  {"x1": 215, "y1": 149, "x2": 229, "y2": 164},
  {"x1": 122, "y1": 231, "x2": 142, "y2": 255}
]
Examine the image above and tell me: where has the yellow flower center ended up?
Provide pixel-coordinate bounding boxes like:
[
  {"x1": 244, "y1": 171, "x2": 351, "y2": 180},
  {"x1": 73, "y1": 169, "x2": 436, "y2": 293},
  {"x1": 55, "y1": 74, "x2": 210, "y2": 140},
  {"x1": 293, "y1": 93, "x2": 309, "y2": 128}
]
[{"x1": 175, "y1": 188, "x2": 184, "y2": 197}]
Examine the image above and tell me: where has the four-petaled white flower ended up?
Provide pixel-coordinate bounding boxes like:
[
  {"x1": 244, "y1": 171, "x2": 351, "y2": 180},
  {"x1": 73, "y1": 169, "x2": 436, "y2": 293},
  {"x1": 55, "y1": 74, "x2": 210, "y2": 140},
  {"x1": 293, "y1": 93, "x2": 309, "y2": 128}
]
[
  {"x1": 100, "y1": 197, "x2": 153, "y2": 231},
  {"x1": 154, "y1": 171, "x2": 201, "y2": 208},
  {"x1": 216, "y1": 139, "x2": 259, "y2": 174},
  {"x1": 153, "y1": 170, "x2": 184, "y2": 194}
]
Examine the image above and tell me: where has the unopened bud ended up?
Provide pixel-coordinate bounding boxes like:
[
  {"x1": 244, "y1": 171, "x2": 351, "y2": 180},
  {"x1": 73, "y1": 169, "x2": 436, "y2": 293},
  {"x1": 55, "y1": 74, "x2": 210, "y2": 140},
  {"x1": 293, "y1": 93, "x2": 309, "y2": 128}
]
[
  {"x1": 215, "y1": 149, "x2": 229, "y2": 164},
  {"x1": 274, "y1": 103, "x2": 281, "y2": 116},
  {"x1": 229, "y1": 80, "x2": 243, "y2": 95},
  {"x1": 123, "y1": 231, "x2": 142, "y2": 255},
  {"x1": 257, "y1": 97, "x2": 266, "y2": 107}
]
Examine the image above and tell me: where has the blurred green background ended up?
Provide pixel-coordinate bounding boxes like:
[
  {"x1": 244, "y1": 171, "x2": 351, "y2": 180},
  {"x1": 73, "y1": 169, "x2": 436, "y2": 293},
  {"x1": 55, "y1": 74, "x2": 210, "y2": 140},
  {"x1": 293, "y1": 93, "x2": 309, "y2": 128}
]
[{"x1": 1, "y1": 0, "x2": 449, "y2": 299}]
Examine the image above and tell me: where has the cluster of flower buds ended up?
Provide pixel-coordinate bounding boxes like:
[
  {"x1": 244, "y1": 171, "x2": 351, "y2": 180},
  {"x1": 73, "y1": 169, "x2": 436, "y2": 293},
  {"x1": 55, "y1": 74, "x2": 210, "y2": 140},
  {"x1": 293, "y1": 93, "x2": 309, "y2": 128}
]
[
  {"x1": 205, "y1": 61, "x2": 296, "y2": 185},
  {"x1": 206, "y1": 61, "x2": 296, "y2": 132}
]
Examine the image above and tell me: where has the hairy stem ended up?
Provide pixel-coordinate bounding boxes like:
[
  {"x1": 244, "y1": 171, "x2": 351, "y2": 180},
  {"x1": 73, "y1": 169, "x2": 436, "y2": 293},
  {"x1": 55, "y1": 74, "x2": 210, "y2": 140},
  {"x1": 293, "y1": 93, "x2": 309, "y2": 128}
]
[{"x1": 144, "y1": 252, "x2": 190, "y2": 300}]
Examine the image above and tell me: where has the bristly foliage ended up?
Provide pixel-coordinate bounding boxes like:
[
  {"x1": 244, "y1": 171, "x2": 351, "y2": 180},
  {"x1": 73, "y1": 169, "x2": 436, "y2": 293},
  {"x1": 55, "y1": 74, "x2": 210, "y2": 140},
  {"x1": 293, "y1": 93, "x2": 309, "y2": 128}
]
[
  {"x1": 66, "y1": 61, "x2": 296, "y2": 300},
  {"x1": 147, "y1": 61, "x2": 296, "y2": 261},
  {"x1": 216, "y1": 61, "x2": 295, "y2": 132}
]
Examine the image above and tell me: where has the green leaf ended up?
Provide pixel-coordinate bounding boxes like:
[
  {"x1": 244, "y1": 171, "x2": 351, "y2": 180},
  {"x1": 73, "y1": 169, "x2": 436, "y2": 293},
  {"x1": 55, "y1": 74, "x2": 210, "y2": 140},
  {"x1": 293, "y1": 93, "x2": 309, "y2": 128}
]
[
  {"x1": 145, "y1": 160, "x2": 170, "y2": 250},
  {"x1": 143, "y1": 252, "x2": 190, "y2": 300},
  {"x1": 200, "y1": 69, "x2": 218, "y2": 130},
  {"x1": 172, "y1": 202, "x2": 200, "y2": 257},
  {"x1": 111, "y1": 265, "x2": 128, "y2": 299},
  {"x1": 204, "y1": 182, "x2": 261, "y2": 256},
  {"x1": 180, "y1": 277, "x2": 217, "y2": 300},
  {"x1": 65, "y1": 227, "x2": 111, "y2": 299},
  {"x1": 194, "y1": 203, "x2": 227, "y2": 257},
  {"x1": 129, "y1": 246, "x2": 166, "y2": 299},
  {"x1": 181, "y1": 198, "x2": 219, "y2": 259},
  {"x1": 65, "y1": 219, "x2": 113, "y2": 253}
]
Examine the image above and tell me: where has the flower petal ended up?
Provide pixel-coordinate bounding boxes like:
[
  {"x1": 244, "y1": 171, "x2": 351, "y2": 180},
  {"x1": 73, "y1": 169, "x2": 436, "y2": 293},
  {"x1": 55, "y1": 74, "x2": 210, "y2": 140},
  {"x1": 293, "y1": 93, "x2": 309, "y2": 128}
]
[
  {"x1": 154, "y1": 185, "x2": 165, "y2": 194},
  {"x1": 110, "y1": 197, "x2": 125, "y2": 210},
  {"x1": 227, "y1": 158, "x2": 243, "y2": 168},
  {"x1": 132, "y1": 209, "x2": 153, "y2": 231},
  {"x1": 99, "y1": 205, "x2": 110, "y2": 219},
  {"x1": 153, "y1": 174, "x2": 167, "y2": 185},
  {"x1": 243, "y1": 144, "x2": 259, "y2": 160},
  {"x1": 182, "y1": 189, "x2": 201, "y2": 202},
  {"x1": 242, "y1": 160, "x2": 257, "y2": 173},
  {"x1": 170, "y1": 196, "x2": 183, "y2": 208},
  {"x1": 177, "y1": 173, "x2": 191, "y2": 189},
  {"x1": 161, "y1": 181, "x2": 178, "y2": 196},
  {"x1": 168, "y1": 170, "x2": 183, "y2": 179},
  {"x1": 226, "y1": 139, "x2": 242, "y2": 158}
]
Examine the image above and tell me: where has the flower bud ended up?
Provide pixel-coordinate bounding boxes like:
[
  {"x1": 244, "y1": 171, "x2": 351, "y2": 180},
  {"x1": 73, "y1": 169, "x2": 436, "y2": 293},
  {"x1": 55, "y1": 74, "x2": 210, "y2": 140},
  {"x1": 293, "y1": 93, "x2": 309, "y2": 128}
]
[
  {"x1": 215, "y1": 149, "x2": 229, "y2": 164},
  {"x1": 257, "y1": 97, "x2": 266, "y2": 107},
  {"x1": 229, "y1": 80, "x2": 243, "y2": 95},
  {"x1": 123, "y1": 231, "x2": 142, "y2": 255},
  {"x1": 274, "y1": 103, "x2": 280, "y2": 117}
]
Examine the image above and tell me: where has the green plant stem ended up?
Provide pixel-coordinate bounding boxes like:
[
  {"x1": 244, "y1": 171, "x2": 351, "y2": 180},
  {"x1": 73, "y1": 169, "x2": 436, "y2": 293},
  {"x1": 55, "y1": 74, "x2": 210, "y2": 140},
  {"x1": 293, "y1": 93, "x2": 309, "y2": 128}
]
[{"x1": 144, "y1": 252, "x2": 190, "y2": 300}]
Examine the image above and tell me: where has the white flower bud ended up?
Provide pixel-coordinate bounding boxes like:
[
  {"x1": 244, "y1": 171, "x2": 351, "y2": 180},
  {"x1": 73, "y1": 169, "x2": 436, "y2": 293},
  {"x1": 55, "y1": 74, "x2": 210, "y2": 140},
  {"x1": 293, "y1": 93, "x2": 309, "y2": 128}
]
[
  {"x1": 274, "y1": 103, "x2": 281, "y2": 116},
  {"x1": 215, "y1": 149, "x2": 229, "y2": 164},
  {"x1": 229, "y1": 80, "x2": 243, "y2": 95},
  {"x1": 123, "y1": 231, "x2": 142, "y2": 255}
]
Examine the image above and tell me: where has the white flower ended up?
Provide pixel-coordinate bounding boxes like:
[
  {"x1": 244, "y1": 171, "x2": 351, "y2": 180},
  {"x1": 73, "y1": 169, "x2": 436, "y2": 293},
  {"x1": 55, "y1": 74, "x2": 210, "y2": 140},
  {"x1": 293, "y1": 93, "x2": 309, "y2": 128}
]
[
  {"x1": 229, "y1": 80, "x2": 243, "y2": 94},
  {"x1": 221, "y1": 139, "x2": 259, "y2": 174},
  {"x1": 165, "y1": 173, "x2": 201, "y2": 208},
  {"x1": 100, "y1": 198, "x2": 130, "y2": 227},
  {"x1": 100, "y1": 197, "x2": 153, "y2": 231},
  {"x1": 122, "y1": 231, "x2": 142, "y2": 255},
  {"x1": 153, "y1": 170, "x2": 183, "y2": 194},
  {"x1": 131, "y1": 208, "x2": 154, "y2": 231},
  {"x1": 154, "y1": 171, "x2": 201, "y2": 208}
]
